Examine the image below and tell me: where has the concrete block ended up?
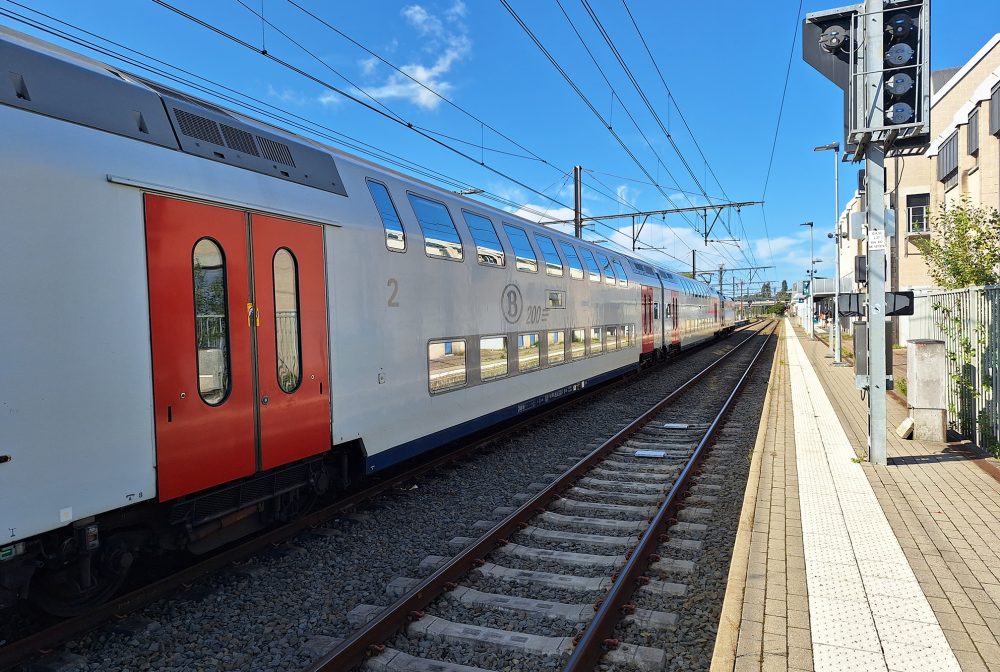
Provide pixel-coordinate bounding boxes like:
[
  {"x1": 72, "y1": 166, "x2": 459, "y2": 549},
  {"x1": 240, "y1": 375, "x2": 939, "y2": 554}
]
[
  {"x1": 912, "y1": 408, "x2": 947, "y2": 442},
  {"x1": 896, "y1": 416, "x2": 915, "y2": 439},
  {"x1": 907, "y1": 340, "x2": 947, "y2": 409}
]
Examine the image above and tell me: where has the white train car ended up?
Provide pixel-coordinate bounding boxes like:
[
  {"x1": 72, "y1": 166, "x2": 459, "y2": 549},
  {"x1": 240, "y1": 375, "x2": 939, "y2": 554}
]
[{"x1": 0, "y1": 27, "x2": 735, "y2": 614}]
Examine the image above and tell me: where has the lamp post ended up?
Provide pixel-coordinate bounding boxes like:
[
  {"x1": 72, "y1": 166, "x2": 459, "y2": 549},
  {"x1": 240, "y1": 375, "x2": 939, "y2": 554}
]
[
  {"x1": 814, "y1": 141, "x2": 842, "y2": 362},
  {"x1": 800, "y1": 222, "x2": 814, "y2": 338}
]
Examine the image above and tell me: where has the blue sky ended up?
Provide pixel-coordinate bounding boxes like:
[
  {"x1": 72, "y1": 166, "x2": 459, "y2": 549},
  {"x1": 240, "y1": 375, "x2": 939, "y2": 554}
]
[{"x1": 3, "y1": 0, "x2": 997, "y2": 294}]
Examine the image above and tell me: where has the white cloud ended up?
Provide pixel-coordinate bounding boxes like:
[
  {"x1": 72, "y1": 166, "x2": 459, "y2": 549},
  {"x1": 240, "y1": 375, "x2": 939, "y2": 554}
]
[
  {"x1": 361, "y1": 2, "x2": 472, "y2": 111},
  {"x1": 267, "y1": 85, "x2": 309, "y2": 107},
  {"x1": 317, "y1": 91, "x2": 343, "y2": 107},
  {"x1": 358, "y1": 56, "x2": 379, "y2": 76}
]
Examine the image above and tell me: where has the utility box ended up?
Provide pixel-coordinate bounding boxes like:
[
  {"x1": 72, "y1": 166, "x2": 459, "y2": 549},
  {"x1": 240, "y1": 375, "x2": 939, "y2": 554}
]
[
  {"x1": 854, "y1": 321, "x2": 893, "y2": 390},
  {"x1": 907, "y1": 339, "x2": 947, "y2": 442}
]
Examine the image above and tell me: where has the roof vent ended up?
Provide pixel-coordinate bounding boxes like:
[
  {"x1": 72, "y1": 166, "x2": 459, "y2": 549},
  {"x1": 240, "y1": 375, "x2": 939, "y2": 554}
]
[
  {"x1": 220, "y1": 124, "x2": 259, "y2": 157},
  {"x1": 257, "y1": 136, "x2": 295, "y2": 167},
  {"x1": 174, "y1": 107, "x2": 224, "y2": 146}
]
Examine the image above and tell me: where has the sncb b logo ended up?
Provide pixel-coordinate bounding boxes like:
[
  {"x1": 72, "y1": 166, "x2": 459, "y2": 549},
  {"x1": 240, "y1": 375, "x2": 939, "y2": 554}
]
[{"x1": 501, "y1": 284, "x2": 523, "y2": 324}]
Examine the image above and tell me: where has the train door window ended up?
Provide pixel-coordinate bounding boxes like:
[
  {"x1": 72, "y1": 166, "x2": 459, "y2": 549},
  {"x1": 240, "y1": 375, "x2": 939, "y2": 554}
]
[
  {"x1": 658, "y1": 302, "x2": 663, "y2": 319},
  {"x1": 517, "y1": 333, "x2": 540, "y2": 370},
  {"x1": 612, "y1": 259, "x2": 628, "y2": 287},
  {"x1": 578, "y1": 248, "x2": 601, "y2": 282},
  {"x1": 559, "y1": 242, "x2": 585, "y2": 280},
  {"x1": 570, "y1": 328, "x2": 586, "y2": 359},
  {"x1": 462, "y1": 211, "x2": 505, "y2": 267},
  {"x1": 272, "y1": 248, "x2": 302, "y2": 393},
  {"x1": 624, "y1": 324, "x2": 633, "y2": 347},
  {"x1": 192, "y1": 238, "x2": 231, "y2": 406},
  {"x1": 408, "y1": 193, "x2": 464, "y2": 261},
  {"x1": 534, "y1": 234, "x2": 564, "y2": 277},
  {"x1": 605, "y1": 326, "x2": 619, "y2": 350},
  {"x1": 428, "y1": 339, "x2": 467, "y2": 393},
  {"x1": 502, "y1": 224, "x2": 538, "y2": 273},
  {"x1": 547, "y1": 331, "x2": 565, "y2": 365},
  {"x1": 589, "y1": 327, "x2": 603, "y2": 354},
  {"x1": 547, "y1": 290, "x2": 566, "y2": 309},
  {"x1": 596, "y1": 253, "x2": 616, "y2": 286},
  {"x1": 480, "y1": 336, "x2": 508, "y2": 380},
  {"x1": 366, "y1": 179, "x2": 406, "y2": 252}
]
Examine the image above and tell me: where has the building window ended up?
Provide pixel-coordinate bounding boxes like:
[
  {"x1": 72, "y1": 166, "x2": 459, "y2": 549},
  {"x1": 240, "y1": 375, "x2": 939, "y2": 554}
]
[
  {"x1": 408, "y1": 193, "x2": 464, "y2": 261},
  {"x1": 517, "y1": 333, "x2": 540, "y2": 370},
  {"x1": 990, "y1": 84, "x2": 1000, "y2": 136},
  {"x1": 547, "y1": 290, "x2": 566, "y2": 309},
  {"x1": 428, "y1": 339, "x2": 467, "y2": 392},
  {"x1": 968, "y1": 108, "x2": 980, "y2": 161},
  {"x1": 534, "y1": 234, "x2": 564, "y2": 277},
  {"x1": 547, "y1": 331, "x2": 565, "y2": 365},
  {"x1": 366, "y1": 179, "x2": 406, "y2": 252},
  {"x1": 502, "y1": 224, "x2": 538, "y2": 273},
  {"x1": 937, "y1": 131, "x2": 959, "y2": 191},
  {"x1": 480, "y1": 336, "x2": 508, "y2": 380},
  {"x1": 462, "y1": 211, "x2": 505, "y2": 267},
  {"x1": 193, "y1": 238, "x2": 231, "y2": 406},
  {"x1": 570, "y1": 328, "x2": 586, "y2": 359},
  {"x1": 273, "y1": 248, "x2": 302, "y2": 393},
  {"x1": 906, "y1": 194, "x2": 930, "y2": 234},
  {"x1": 559, "y1": 242, "x2": 585, "y2": 280}
]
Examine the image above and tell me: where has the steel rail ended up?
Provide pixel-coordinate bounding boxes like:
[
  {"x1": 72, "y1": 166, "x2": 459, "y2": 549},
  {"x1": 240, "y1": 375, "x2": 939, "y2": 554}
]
[
  {"x1": 563, "y1": 320, "x2": 777, "y2": 671},
  {"x1": 306, "y1": 320, "x2": 775, "y2": 672},
  {"x1": 0, "y1": 321, "x2": 761, "y2": 670}
]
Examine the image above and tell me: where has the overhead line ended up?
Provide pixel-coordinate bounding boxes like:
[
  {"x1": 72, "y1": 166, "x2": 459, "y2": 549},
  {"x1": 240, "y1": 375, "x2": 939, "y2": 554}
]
[{"x1": 760, "y1": 0, "x2": 805, "y2": 200}]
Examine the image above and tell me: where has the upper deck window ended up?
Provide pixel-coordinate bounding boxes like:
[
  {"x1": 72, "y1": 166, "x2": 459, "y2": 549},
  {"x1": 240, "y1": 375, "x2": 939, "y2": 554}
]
[
  {"x1": 408, "y1": 193, "x2": 464, "y2": 261},
  {"x1": 534, "y1": 234, "x2": 564, "y2": 277},
  {"x1": 462, "y1": 211, "x2": 505, "y2": 267},
  {"x1": 366, "y1": 179, "x2": 406, "y2": 252},
  {"x1": 578, "y1": 248, "x2": 601, "y2": 282},
  {"x1": 596, "y1": 253, "x2": 616, "y2": 285},
  {"x1": 502, "y1": 224, "x2": 538, "y2": 273},
  {"x1": 559, "y1": 242, "x2": 585, "y2": 280},
  {"x1": 612, "y1": 259, "x2": 628, "y2": 287}
]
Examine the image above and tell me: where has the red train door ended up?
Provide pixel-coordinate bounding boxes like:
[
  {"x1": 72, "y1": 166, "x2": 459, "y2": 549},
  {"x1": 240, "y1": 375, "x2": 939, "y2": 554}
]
[
  {"x1": 250, "y1": 214, "x2": 331, "y2": 470},
  {"x1": 146, "y1": 196, "x2": 257, "y2": 500},
  {"x1": 641, "y1": 286, "x2": 654, "y2": 353},
  {"x1": 671, "y1": 291, "x2": 680, "y2": 346},
  {"x1": 146, "y1": 196, "x2": 331, "y2": 501}
]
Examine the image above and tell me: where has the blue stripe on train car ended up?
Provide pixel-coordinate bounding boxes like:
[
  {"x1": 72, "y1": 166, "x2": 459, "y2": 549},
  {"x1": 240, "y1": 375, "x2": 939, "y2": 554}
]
[{"x1": 365, "y1": 363, "x2": 640, "y2": 473}]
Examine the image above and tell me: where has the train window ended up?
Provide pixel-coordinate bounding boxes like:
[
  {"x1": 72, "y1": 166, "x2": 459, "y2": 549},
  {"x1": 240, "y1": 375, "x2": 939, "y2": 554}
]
[
  {"x1": 517, "y1": 333, "x2": 540, "y2": 370},
  {"x1": 408, "y1": 193, "x2": 464, "y2": 261},
  {"x1": 192, "y1": 238, "x2": 231, "y2": 406},
  {"x1": 428, "y1": 339, "x2": 467, "y2": 392},
  {"x1": 605, "y1": 326, "x2": 619, "y2": 350},
  {"x1": 656, "y1": 302, "x2": 662, "y2": 319},
  {"x1": 612, "y1": 259, "x2": 628, "y2": 287},
  {"x1": 547, "y1": 331, "x2": 565, "y2": 364},
  {"x1": 273, "y1": 248, "x2": 302, "y2": 393},
  {"x1": 480, "y1": 336, "x2": 508, "y2": 380},
  {"x1": 547, "y1": 290, "x2": 566, "y2": 309},
  {"x1": 578, "y1": 248, "x2": 601, "y2": 282},
  {"x1": 534, "y1": 234, "x2": 564, "y2": 277},
  {"x1": 570, "y1": 328, "x2": 586, "y2": 359},
  {"x1": 624, "y1": 325, "x2": 633, "y2": 347},
  {"x1": 559, "y1": 242, "x2": 585, "y2": 280},
  {"x1": 462, "y1": 211, "x2": 505, "y2": 267},
  {"x1": 589, "y1": 327, "x2": 603, "y2": 354},
  {"x1": 366, "y1": 179, "x2": 406, "y2": 252},
  {"x1": 596, "y1": 253, "x2": 616, "y2": 286},
  {"x1": 502, "y1": 224, "x2": 538, "y2": 273}
]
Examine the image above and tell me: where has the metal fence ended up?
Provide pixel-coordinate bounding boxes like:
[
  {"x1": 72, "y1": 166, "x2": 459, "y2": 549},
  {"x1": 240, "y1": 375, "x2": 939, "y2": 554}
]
[{"x1": 905, "y1": 286, "x2": 1000, "y2": 452}]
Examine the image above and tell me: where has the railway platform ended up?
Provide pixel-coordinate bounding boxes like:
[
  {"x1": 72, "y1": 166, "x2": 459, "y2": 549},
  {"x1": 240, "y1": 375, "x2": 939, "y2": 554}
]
[{"x1": 711, "y1": 319, "x2": 1000, "y2": 672}]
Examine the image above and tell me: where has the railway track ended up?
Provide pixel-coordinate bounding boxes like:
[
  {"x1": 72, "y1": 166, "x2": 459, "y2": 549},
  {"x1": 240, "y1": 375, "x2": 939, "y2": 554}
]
[
  {"x1": 306, "y1": 322, "x2": 777, "y2": 672},
  {"x1": 0, "y1": 323, "x2": 764, "y2": 672}
]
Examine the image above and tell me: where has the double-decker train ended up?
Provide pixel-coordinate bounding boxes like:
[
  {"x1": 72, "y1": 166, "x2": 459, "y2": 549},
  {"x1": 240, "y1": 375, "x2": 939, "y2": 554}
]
[{"x1": 0, "y1": 27, "x2": 739, "y2": 614}]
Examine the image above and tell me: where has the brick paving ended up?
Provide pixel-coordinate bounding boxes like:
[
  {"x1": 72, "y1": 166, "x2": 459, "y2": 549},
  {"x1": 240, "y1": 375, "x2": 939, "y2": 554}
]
[{"x1": 713, "y1": 320, "x2": 1000, "y2": 672}]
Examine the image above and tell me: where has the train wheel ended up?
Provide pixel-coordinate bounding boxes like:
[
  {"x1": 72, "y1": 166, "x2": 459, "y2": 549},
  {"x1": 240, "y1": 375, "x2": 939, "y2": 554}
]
[{"x1": 30, "y1": 539, "x2": 133, "y2": 617}]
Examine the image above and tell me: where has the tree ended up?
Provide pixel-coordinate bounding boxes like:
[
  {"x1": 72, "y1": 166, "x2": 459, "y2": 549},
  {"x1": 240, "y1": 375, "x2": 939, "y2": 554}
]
[
  {"x1": 760, "y1": 282, "x2": 772, "y2": 298},
  {"x1": 912, "y1": 198, "x2": 1000, "y2": 288},
  {"x1": 781, "y1": 279, "x2": 788, "y2": 294},
  {"x1": 776, "y1": 279, "x2": 791, "y2": 301}
]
